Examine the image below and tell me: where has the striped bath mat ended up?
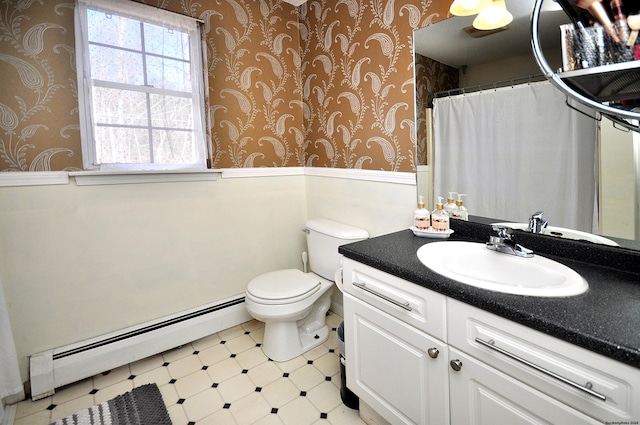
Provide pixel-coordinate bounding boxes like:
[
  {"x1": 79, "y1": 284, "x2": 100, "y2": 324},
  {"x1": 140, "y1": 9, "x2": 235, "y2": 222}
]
[{"x1": 50, "y1": 383, "x2": 172, "y2": 425}]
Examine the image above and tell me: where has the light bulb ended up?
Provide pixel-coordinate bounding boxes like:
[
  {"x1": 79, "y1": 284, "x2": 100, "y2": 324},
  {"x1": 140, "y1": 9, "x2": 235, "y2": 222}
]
[
  {"x1": 484, "y1": 6, "x2": 501, "y2": 25},
  {"x1": 461, "y1": 0, "x2": 480, "y2": 10},
  {"x1": 450, "y1": 0, "x2": 490, "y2": 16},
  {"x1": 473, "y1": 0, "x2": 513, "y2": 30}
]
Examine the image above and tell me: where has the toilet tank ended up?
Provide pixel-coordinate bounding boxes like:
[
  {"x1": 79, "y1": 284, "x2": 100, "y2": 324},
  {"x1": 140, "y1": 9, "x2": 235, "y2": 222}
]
[{"x1": 305, "y1": 218, "x2": 369, "y2": 281}]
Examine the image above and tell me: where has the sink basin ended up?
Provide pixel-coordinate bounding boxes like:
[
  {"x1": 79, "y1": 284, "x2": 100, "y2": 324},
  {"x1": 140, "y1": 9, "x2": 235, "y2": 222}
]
[
  {"x1": 417, "y1": 241, "x2": 588, "y2": 297},
  {"x1": 492, "y1": 223, "x2": 618, "y2": 246}
]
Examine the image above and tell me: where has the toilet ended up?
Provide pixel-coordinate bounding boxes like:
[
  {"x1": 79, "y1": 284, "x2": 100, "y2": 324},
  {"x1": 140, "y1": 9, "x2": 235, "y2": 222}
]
[{"x1": 245, "y1": 218, "x2": 369, "y2": 361}]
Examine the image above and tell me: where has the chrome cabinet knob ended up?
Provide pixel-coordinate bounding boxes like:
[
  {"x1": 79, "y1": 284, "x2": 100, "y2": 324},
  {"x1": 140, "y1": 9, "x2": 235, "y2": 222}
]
[
  {"x1": 450, "y1": 359, "x2": 463, "y2": 371},
  {"x1": 427, "y1": 348, "x2": 439, "y2": 359}
]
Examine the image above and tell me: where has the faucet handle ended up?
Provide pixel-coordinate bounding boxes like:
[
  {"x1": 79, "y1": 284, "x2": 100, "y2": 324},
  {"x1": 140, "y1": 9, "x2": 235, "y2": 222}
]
[
  {"x1": 528, "y1": 211, "x2": 548, "y2": 233},
  {"x1": 530, "y1": 211, "x2": 544, "y2": 220},
  {"x1": 491, "y1": 225, "x2": 513, "y2": 240},
  {"x1": 487, "y1": 225, "x2": 534, "y2": 257}
]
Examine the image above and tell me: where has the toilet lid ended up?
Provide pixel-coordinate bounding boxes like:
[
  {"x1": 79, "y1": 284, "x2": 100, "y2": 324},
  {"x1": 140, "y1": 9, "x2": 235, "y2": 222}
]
[{"x1": 247, "y1": 269, "x2": 322, "y2": 303}]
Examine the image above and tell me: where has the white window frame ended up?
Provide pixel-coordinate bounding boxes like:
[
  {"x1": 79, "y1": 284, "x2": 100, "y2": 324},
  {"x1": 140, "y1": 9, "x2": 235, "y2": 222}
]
[{"x1": 74, "y1": 0, "x2": 208, "y2": 172}]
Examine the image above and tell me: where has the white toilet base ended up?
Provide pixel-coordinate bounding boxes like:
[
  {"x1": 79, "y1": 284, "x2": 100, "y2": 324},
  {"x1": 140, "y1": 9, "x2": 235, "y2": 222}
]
[
  {"x1": 262, "y1": 322, "x2": 330, "y2": 362},
  {"x1": 259, "y1": 288, "x2": 333, "y2": 362}
]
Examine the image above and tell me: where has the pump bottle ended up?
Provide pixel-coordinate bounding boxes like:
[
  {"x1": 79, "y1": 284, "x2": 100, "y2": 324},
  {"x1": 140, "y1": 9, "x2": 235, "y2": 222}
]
[
  {"x1": 414, "y1": 195, "x2": 431, "y2": 230},
  {"x1": 451, "y1": 193, "x2": 468, "y2": 221},
  {"x1": 431, "y1": 197, "x2": 450, "y2": 232},
  {"x1": 444, "y1": 192, "x2": 457, "y2": 216}
]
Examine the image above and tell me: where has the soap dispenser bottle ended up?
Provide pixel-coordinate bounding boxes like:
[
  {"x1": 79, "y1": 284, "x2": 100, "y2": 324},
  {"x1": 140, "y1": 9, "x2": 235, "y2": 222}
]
[
  {"x1": 451, "y1": 194, "x2": 468, "y2": 221},
  {"x1": 432, "y1": 197, "x2": 450, "y2": 232},
  {"x1": 414, "y1": 195, "x2": 431, "y2": 230},
  {"x1": 444, "y1": 192, "x2": 457, "y2": 216}
]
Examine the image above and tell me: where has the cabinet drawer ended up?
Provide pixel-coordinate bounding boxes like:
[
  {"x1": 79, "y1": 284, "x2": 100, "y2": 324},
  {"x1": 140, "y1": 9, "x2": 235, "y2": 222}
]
[
  {"x1": 448, "y1": 298, "x2": 640, "y2": 423},
  {"x1": 343, "y1": 259, "x2": 447, "y2": 341}
]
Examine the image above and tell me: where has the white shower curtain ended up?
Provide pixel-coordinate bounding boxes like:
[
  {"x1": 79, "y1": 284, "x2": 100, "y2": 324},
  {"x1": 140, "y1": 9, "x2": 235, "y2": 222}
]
[
  {"x1": 433, "y1": 81, "x2": 598, "y2": 232},
  {"x1": 0, "y1": 278, "x2": 23, "y2": 423}
]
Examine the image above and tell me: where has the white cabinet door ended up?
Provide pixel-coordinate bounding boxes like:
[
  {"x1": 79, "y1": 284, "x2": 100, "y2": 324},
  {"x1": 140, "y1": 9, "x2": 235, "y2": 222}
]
[
  {"x1": 447, "y1": 298, "x2": 638, "y2": 423},
  {"x1": 449, "y1": 347, "x2": 602, "y2": 425},
  {"x1": 345, "y1": 294, "x2": 449, "y2": 425}
]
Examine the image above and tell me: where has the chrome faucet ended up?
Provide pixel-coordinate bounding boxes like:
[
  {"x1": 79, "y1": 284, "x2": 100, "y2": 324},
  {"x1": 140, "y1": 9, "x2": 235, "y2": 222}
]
[
  {"x1": 527, "y1": 211, "x2": 548, "y2": 234},
  {"x1": 486, "y1": 225, "x2": 534, "y2": 258}
]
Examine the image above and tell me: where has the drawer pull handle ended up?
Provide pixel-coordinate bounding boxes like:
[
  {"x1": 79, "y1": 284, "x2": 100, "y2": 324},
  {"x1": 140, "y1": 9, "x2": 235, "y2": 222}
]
[
  {"x1": 352, "y1": 282, "x2": 412, "y2": 311},
  {"x1": 475, "y1": 338, "x2": 606, "y2": 401}
]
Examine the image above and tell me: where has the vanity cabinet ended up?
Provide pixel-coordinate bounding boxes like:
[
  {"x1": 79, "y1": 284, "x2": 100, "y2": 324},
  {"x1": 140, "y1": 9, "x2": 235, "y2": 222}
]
[
  {"x1": 342, "y1": 258, "x2": 640, "y2": 425},
  {"x1": 343, "y1": 260, "x2": 449, "y2": 425}
]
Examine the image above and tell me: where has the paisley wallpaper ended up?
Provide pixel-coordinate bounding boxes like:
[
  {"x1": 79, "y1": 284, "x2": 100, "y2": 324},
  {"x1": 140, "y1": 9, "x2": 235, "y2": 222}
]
[{"x1": 0, "y1": 0, "x2": 453, "y2": 172}]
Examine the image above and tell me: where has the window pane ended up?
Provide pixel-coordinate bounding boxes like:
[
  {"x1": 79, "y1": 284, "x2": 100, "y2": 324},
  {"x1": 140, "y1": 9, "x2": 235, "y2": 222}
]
[
  {"x1": 77, "y1": 0, "x2": 207, "y2": 170},
  {"x1": 87, "y1": 9, "x2": 141, "y2": 50},
  {"x1": 150, "y1": 94, "x2": 193, "y2": 129},
  {"x1": 95, "y1": 127, "x2": 150, "y2": 164},
  {"x1": 146, "y1": 56, "x2": 191, "y2": 92},
  {"x1": 92, "y1": 87, "x2": 148, "y2": 126},
  {"x1": 152, "y1": 130, "x2": 197, "y2": 164},
  {"x1": 144, "y1": 24, "x2": 190, "y2": 60},
  {"x1": 89, "y1": 45, "x2": 144, "y2": 85}
]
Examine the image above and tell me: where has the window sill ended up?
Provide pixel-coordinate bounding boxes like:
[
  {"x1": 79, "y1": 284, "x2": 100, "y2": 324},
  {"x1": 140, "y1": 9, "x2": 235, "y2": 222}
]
[
  {"x1": 69, "y1": 169, "x2": 220, "y2": 186},
  {"x1": 0, "y1": 168, "x2": 414, "y2": 187},
  {"x1": 0, "y1": 172, "x2": 69, "y2": 187}
]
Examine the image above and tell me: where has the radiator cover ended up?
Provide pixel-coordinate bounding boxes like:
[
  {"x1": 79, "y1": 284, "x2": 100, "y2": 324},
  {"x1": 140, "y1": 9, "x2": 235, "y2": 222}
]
[{"x1": 29, "y1": 296, "x2": 250, "y2": 400}]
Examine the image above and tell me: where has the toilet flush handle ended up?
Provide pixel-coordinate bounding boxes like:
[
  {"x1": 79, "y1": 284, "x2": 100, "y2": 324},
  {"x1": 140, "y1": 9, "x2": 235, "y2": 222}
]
[{"x1": 302, "y1": 228, "x2": 310, "y2": 234}]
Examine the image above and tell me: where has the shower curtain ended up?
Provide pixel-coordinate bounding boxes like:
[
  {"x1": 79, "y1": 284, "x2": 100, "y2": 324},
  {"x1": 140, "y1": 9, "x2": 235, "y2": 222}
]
[
  {"x1": 433, "y1": 81, "x2": 598, "y2": 232},
  {"x1": 0, "y1": 278, "x2": 23, "y2": 423}
]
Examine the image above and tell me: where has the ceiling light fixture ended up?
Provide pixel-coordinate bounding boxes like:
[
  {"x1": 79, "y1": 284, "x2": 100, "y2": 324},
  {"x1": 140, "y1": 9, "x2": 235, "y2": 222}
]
[
  {"x1": 472, "y1": 0, "x2": 513, "y2": 30},
  {"x1": 449, "y1": 0, "x2": 491, "y2": 16}
]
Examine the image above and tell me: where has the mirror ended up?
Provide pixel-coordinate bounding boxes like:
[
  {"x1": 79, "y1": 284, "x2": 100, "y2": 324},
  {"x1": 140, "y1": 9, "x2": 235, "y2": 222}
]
[{"x1": 414, "y1": 0, "x2": 640, "y2": 249}]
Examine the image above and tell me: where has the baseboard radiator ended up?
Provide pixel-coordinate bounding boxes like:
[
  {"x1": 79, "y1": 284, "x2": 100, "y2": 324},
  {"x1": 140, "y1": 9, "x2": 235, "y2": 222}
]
[{"x1": 29, "y1": 295, "x2": 251, "y2": 400}]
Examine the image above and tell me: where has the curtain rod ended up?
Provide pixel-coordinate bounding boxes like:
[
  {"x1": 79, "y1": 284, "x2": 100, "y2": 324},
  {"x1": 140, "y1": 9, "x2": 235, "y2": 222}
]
[
  {"x1": 156, "y1": 7, "x2": 205, "y2": 24},
  {"x1": 431, "y1": 73, "x2": 546, "y2": 99}
]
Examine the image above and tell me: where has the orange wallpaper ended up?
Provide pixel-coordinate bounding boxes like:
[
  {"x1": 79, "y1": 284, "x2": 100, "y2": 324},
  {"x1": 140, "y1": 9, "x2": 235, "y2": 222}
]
[
  {"x1": 0, "y1": 1, "x2": 81, "y2": 171},
  {"x1": 300, "y1": 0, "x2": 450, "y2": 171},
  {"x1": 201, "y1": 0, "x2": 304, "y2": 167},
  {"x1": 0, "y1": 0, "x2": 452, "y2": 172}
]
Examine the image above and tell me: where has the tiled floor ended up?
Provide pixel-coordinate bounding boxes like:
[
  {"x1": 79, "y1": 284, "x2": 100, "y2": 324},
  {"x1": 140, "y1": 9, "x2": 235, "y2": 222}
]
[{"x1": 13, "y1": 312, "x2": 365, "y2": 425}]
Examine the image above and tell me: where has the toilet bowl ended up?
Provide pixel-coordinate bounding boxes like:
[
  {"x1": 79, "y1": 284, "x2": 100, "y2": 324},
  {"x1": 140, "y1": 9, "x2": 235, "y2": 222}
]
[
  {"x1": 245, "y1": 218, "x2": 368, "y2": 362},
  {"x1": 246, "y1": 269, "x2": 334, "y2": 361}
]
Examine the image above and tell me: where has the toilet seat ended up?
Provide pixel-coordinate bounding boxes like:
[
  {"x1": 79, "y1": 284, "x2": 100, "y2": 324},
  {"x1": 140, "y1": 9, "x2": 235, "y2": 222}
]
[{"x1": 247, "y1": 269, "x2": 322, "y2": 305}]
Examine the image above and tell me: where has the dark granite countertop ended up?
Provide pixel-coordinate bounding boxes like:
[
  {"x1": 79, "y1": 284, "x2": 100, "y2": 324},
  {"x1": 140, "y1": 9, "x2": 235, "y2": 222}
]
[{"x1": 338, "y1": 220, "x2": 640, "y2": 369}]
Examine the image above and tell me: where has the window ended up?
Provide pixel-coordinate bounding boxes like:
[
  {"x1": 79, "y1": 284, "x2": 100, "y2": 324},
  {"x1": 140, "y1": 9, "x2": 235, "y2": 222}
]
[{"x1": 75, "y1": 0, "x2": 208, "y2": 171}]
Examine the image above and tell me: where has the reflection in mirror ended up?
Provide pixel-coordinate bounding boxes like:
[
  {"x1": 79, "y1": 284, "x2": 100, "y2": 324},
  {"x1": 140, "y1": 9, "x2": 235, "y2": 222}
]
[{"x1": 413, "y1": 0, "x2": 640, "y2": 248}]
